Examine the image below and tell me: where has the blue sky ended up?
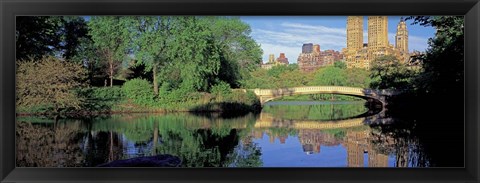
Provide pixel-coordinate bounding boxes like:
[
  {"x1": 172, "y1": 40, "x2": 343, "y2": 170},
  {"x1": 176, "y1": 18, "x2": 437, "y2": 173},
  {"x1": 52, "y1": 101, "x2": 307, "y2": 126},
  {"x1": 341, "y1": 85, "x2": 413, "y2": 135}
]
[{"x1": 239, "y1": 16, "x2": 436, "y2": 63}]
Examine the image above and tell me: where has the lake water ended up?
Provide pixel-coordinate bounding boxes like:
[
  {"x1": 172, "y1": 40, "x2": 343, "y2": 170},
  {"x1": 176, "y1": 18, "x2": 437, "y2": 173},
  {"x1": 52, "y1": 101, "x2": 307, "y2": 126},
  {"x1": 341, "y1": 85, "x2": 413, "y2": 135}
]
[{"x1": 16, "y1": 101, "x2": 463, "y2": 167}]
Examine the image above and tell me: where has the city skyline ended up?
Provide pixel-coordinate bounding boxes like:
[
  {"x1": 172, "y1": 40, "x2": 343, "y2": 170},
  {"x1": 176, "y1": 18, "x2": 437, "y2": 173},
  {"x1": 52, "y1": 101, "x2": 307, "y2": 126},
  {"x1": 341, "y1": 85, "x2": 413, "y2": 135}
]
[{"x1": 239, "y1": 16, "x2": 435, "y2": 63}]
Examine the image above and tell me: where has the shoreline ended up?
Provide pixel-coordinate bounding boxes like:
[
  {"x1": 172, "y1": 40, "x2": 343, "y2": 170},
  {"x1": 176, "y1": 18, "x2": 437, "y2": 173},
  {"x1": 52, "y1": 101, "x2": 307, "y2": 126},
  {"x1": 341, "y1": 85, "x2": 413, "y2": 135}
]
[
  {"x1": 16, "y1": 99, "x2": 366, "y2": 118},
  {"x1": 15, "y1": 108, "x2": 239, "y2": 117}
]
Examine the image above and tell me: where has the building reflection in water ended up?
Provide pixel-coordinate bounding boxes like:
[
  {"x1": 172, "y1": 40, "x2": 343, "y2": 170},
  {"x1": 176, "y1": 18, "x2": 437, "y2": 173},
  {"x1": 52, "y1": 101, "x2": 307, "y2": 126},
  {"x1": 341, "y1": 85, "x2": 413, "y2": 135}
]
[
  {"x1": 252, "y1": 110, "x2": 398, "y2": 167},
  {"x1": 248, "y1": 126, "x2": 396, "y2": 167},
  {"x1": 251, "y1": 105, "x2": 415, "y2": 167},
  {"x1": 345, "y1": 130, "x2": 390, "y2": 167},
  {"x1": 299, "y1": 130, "x2": 341, "y2": 155},
  {"x1": 16, "y1": 110, "x2": 433, "y2": 167}
]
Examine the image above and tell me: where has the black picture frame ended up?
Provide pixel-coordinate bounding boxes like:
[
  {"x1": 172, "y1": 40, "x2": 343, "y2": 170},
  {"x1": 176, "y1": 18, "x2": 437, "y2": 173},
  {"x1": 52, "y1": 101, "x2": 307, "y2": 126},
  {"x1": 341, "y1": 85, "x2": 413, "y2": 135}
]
[{"x1": 1, "y1": 0, "x2": 479, "y2": 182}]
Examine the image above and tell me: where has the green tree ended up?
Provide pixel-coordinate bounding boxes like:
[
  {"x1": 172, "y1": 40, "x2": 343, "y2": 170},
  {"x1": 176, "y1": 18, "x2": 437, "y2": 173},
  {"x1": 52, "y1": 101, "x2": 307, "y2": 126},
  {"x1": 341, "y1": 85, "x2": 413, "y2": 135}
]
[
  {"x1": 278, "y1": 69, "x2": 309, "y2": 88},
  {"x1": 407, "y1": 16, "x2": 464, "y2": 96},
  {"x1": 88, "y1": 16, "x2": 130, "y2": 87},
  {"x1": 59, "y1": 17, "x2": 91, "y2": 60},
  {"x1": 334, "y1": 61, "x2": 347, "y2": 69},
  {"x1": 240, "y1": 64, "x2": 314, "y2": 89},
  {"x1": 16, "y1": 16, "x2": 93, "y2": 62},
  {"x1": 122, "y1": 79, "x2": 154, "y2": 105},
  {"x1": 164, "y1": 17, "x2": 222, "y2": 92},
  {"x1": 266, "y1": 64, "x2": 297, "y2": 78},
  {"x1": 310, "y1": 66, "x2": 347, "y2": 86},
  {"x1": 73, "y1": 37, "x2": 106, "y2": 85},
  {"x1": 240, "y1": 68, "x2": 275, "y2": 89},
  {"x1": 16, "y1": 16, "x2": 63, "y2": 61},
  {"x1": 16, "y1": 56, "x2": 88, "y2": 113},
  {"x1": 210, "y1": 81, "x2": 232, "y2": 101},
  {"x1": 369, "y1": 55, "x2": 418, "y2": 90},
  {"x1": 345, "y1": 68, "x2": 370, "y2": 88},
  {"x1": 125, "y1": 16, "x2": 173, "y2": 95},
  {"x1": 209, "y1": 17, "x2": 263, "y2": 88}
]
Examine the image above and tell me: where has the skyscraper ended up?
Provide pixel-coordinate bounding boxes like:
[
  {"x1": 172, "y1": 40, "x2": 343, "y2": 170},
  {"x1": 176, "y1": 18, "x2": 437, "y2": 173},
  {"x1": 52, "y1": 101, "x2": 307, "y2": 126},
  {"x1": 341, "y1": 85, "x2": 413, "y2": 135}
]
[
  {"x1": 313, "y1": 44, "x2": 321, "y2": 53},
  {"x1": 347, "y1": 16, "x2": 364, "y2": 51},
  {"x1": 302, "y1": 43, "x2": 314, "y2": 53},
  {"x1": 268, "y1": 54, "x2": 275, "y2": 63},
  {"x1": 345, "y1": 16, "x2": 367, "y2": 68},
  {"x1": 368, "y1": 16, "x2": 389, "y2": 51},
  {"x1": 395, "y1": 17, "x2": 409, "y2": 62},
  {"x1": 344, "y1": 16, "x2": 408, "y2": 69},
  {"x1": 276, "y1": 53, "x2": 289, "y2": 64}
]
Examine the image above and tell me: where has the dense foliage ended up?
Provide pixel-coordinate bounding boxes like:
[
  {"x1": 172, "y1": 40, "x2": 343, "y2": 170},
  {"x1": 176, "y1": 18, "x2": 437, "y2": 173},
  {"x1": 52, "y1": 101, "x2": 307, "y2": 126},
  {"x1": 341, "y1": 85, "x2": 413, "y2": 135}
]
[
  {"x1": 16, "y1": 17, "x2": 91, "y2": 61},
  {"x1": 240, "y1": 61, "x2": 370, "y2": 101},
  {"x1": 407, "y1": 16, "x2": 464, "y2": 96},
  {"x1": 241, "y1": 62, "x2": 370, "y2": 90},
  {"x1": 369, "y1": 55, "x2": 419, "y2": 90},
  {"x1": 16, "y1": 16, "x2": 263, "y2": 115},
  {"x1": 122, "y1": 79, "x2": 155, "y2": 105},
  {"x1": 368, "y1": 16, "x2": 464, "y2": 98},
  {"x1": 88, "y1": 16, "x2": 131, "y2": 87},
  {"x1": 16, "y1": 56, "x2": 88, "y2": 113}
]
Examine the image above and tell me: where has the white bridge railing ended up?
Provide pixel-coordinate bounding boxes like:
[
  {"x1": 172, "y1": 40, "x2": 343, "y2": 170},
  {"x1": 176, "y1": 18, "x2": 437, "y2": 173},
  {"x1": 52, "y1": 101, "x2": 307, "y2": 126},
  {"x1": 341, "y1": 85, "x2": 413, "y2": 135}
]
[{"x1": 250, "y1": 86, "x2": 395, "y2": 97}]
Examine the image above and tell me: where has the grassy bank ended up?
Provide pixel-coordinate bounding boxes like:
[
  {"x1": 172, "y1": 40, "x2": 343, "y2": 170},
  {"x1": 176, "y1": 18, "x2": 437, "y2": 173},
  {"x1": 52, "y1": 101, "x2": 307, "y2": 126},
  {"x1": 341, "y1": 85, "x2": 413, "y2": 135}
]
[{"x1": 17, "y1": 86, "x2": 261, "y2": 118}]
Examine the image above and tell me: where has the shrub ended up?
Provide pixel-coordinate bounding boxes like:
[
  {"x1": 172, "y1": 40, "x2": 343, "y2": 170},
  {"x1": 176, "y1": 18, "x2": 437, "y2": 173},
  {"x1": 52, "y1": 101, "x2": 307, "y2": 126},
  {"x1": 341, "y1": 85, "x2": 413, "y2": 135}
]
[
  {"x1": 16, "y1": 56, "x2": 88, "y2": 113},
  {"x1": 160, "y1": 87, "x2": 192, "y2": 104},
  {"x1": 245, "y1": 91, "x2": 260, "y2": 104},
  {"x1": 158, "y1": 82, "x2": 172, "y2": 98},
  {"x1": 91, "y1": 86, "x2": 124, "y2": 100},
  {"x1": 123, "y1": 79, "x2": 155, "y2": 105},
  {"x1": 210, "y1": 81, "x2": 232, "y2": 101}
]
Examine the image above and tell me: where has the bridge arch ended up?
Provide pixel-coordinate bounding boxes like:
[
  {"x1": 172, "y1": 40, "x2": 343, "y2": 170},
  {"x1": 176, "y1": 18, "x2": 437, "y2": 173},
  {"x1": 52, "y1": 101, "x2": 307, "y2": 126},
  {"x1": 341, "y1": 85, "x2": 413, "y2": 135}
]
[
  {"x1": 254, "y1": 110, "x2": 390, "y2": 130},
  {"x1": 261, "y1": 92, "x2": 381, "y2": 104},
  {"x1": 249, "y1": 86, "x2": 393, "y2": 107}
]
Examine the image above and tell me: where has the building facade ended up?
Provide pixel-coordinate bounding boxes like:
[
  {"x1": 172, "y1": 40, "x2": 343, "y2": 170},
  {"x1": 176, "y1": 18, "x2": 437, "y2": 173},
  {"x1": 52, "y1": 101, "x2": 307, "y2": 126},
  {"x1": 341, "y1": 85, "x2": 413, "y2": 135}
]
[
  {"x1": 395, "y1": 17, "x2": 409, "y2": 63},
  {"x1": 368, "y1": 16, "x2": 389, "y2": 51},
  {"x1": 276, "y1": 53, "x2": 289, "y2": 64},
  {"x1": 298, "y1": 43, "x2": 344, "y2": 72},
  {"x1": 302, "y1": 43, "x2": 314, "y2": 53},
  {"x1": 347, "y1": 16, "x2": 364, "y2": 51},
  {"x1": 321, "y1": 50, "x2": 344, "y2": 66},
  {"x1": 261, "y1": 53, "x2": 289, "y2": 69},
  {"x1": 344, "y1": 16, "x2": 409, "y2": 69}
]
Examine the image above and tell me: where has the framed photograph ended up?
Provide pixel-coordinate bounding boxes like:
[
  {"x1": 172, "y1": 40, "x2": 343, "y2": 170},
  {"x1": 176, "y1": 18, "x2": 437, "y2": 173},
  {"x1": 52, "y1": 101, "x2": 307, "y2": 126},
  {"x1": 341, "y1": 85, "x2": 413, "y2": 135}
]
[{"x1": 1, "y1": 0, "x2": 479, "y2": 182}]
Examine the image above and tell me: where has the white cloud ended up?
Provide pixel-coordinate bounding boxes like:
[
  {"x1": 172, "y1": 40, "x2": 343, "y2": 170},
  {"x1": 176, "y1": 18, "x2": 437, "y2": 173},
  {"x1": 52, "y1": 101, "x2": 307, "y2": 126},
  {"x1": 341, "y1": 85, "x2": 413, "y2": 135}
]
[{"x1": 280, "y1": 22, "x2": 346, "y2": 35}]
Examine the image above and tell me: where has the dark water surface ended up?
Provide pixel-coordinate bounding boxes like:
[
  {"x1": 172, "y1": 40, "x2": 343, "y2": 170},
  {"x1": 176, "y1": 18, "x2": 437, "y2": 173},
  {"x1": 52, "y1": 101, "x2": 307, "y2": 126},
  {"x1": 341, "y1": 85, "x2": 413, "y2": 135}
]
[{"x1": 16, "y1": 101, "x2": 464, "y2": 167}]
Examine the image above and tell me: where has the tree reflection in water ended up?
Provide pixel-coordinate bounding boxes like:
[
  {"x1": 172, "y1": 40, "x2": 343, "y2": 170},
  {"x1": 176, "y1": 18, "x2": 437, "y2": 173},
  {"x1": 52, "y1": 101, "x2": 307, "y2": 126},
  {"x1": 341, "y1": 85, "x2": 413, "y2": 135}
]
[
  {"x1": 16, "y1": 102, "x2": 461, "y2": 167},
  {"x1": 16, "y1": 120, "x2": 86, "y2": 167}
]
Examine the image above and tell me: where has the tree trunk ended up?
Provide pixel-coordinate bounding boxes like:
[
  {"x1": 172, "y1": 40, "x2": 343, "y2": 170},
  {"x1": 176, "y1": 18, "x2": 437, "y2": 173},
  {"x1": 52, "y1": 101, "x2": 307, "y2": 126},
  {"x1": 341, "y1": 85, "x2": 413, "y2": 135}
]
[
  {"x1": 153, "y1": 63, "x2": 159, "y2": 96},
  {"x1": 89, "y1": 63, "x2": 94, "y2": 85},
  {"x1": 109, "y1": 61, "x2": 113, "y2": 87},
  {"x1": 54, "y1": 115, "x2": 59, "y2": 129},
  {"x1": 109, "y1": 131, "x2": 114, "y2": 161},
  {"x1": 153, "y1": 122, "x2": 159, "y2": 155}
]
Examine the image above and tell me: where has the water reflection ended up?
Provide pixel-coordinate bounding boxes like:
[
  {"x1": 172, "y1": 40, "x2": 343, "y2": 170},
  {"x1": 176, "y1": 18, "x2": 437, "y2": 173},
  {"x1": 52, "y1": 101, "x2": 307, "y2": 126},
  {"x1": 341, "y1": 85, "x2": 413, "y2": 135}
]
[{"x1": 16, "y1": 101, "x2": 458, "y2": 167}]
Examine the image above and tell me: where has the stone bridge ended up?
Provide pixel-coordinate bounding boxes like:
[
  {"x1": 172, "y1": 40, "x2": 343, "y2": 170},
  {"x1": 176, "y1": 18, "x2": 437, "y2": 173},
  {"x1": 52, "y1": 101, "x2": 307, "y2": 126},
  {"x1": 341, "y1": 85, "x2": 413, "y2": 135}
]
[
  {"x1": 244, "y1": 86, "x2": 398, "y2": 106},
  {"x1": 254, "y1": 111, "x2": 392, "y2": 130},
  {"x1": 181, "y1": 112, "x2": 392, "y2": 130}
]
